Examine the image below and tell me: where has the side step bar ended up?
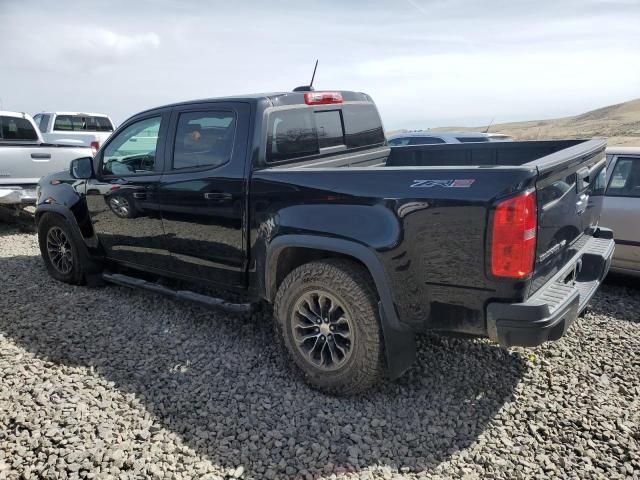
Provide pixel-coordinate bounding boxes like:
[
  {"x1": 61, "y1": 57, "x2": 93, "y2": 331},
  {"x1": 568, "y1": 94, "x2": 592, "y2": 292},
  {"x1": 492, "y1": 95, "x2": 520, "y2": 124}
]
[{"x1": 102, "y1": 272, "x2": 256, "y2": 315}]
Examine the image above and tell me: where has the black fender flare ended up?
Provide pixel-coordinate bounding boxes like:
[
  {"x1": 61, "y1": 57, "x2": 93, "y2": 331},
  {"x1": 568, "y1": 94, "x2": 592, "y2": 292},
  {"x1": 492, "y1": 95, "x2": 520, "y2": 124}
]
[
  {"x1": 266, "y1": 235, "x2": 416, "y2": 379},
  {"x1": 35, "y1": 204, "x2": 94, "y2": 256}
]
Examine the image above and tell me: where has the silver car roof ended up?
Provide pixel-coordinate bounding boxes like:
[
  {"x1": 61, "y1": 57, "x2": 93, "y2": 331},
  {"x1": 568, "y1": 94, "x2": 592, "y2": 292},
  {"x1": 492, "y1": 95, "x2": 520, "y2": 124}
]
[{"x1": 606, "y1": 146, "x2": 640, "y2": 155}]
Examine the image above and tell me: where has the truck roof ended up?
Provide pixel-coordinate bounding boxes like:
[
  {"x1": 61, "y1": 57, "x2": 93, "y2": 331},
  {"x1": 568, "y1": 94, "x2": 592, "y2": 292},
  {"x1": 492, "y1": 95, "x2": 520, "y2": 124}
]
[
  {"x1": 132, "y1": 90, "x2": 373, "y2": 118},
  {"x1": 606, "y1": 146, "x2": 640, "y2": 155},
  {"x1": 0, "y1": 111, "x2": 34, "y2": 119},
  {"x1": 38, "y1": 112, "x2": 111, "y2": 117}
]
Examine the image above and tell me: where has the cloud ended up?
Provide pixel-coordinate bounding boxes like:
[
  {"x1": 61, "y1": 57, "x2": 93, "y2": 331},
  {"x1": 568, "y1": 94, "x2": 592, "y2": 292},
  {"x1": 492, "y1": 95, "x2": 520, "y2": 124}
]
[
  {"x1": 349, "y1": 49, "x2": 640, "y2": 128},
  {"x1": 0, "y1": 0, "x2": 638, "y2": 126},
  {"x1": 54, "y1": 29, "x2": 161, "y2": 71},
  {"x1": 87, "y1": 30, "x2": 160, "y2": 55}
]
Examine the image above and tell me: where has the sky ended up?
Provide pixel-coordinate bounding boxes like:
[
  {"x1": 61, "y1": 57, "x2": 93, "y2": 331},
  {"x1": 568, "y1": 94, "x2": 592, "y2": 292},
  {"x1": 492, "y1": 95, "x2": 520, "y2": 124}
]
[{"x1": 1, "y1": 0, "x2": 639, "y2": 130}]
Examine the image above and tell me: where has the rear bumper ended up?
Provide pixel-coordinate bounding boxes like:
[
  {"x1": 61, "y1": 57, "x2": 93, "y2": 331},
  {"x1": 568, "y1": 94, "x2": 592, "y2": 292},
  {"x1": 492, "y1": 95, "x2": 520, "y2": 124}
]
[
  {"x1": 0, "y1": 186, "x2": 37, "y2": 205},
  {"x1": 487, "y1": 229, "x2": 615, "y2": 347}
]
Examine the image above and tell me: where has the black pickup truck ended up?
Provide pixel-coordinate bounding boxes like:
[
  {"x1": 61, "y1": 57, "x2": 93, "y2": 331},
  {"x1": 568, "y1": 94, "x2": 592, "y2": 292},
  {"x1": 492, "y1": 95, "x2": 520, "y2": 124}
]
[{"x1": 35, "y1": 89, "x2": 614, "y2": 394}]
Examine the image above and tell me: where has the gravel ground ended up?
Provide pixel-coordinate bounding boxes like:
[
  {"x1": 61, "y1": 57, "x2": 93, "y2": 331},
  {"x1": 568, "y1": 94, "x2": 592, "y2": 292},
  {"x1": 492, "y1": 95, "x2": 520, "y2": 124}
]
[{"x1": 0, "y1": 222, "x2": 638, "y2": 480}]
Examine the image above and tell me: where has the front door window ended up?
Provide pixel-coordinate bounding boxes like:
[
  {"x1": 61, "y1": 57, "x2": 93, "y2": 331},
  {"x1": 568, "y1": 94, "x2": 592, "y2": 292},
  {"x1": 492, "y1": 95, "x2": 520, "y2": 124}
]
[{"x1": 102, "y1": 116, "x2": 162, "y2": 176}]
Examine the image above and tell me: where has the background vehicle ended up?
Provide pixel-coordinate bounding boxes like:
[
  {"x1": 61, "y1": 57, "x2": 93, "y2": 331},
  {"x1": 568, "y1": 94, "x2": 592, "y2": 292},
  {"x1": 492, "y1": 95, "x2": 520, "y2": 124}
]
[
  {"x1": 387, "y1": 130, "x2": 513, "y2": 145},
  {"x1": 0, "y1": 111, "x2": 92, "y2": 216},
  {"x1": 35, "y1": 90, "x2": 613, "y2": 394},
  {"x1": 601, "y1": 147, "x2": 640, "y2": 276},
  {"x1": 33, "y1": 112, "x2": 114, "y2": 153}
]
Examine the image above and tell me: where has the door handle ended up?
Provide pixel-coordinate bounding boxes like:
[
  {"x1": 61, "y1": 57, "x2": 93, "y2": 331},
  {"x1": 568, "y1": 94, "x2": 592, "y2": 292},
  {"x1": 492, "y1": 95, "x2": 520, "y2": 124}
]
[
  {"x1": 31, "y1": 153, "x2": 51, "y2": 160},
  {"x1": 204, "y1": 192, "x2": 232, "y2": 201}
]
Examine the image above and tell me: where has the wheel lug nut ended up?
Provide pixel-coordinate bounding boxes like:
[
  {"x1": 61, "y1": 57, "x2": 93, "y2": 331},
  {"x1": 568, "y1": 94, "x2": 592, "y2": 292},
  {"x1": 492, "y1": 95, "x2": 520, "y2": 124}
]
[{"x1": 320, "y1": 335, "x2": 325, "y2": 341}]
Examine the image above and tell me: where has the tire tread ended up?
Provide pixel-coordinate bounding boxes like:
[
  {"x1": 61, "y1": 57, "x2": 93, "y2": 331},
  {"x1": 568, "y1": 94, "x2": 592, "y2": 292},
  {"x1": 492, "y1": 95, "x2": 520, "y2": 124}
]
[{"x1": 274, "y1": 259, "x2": 385, "y2": 395}]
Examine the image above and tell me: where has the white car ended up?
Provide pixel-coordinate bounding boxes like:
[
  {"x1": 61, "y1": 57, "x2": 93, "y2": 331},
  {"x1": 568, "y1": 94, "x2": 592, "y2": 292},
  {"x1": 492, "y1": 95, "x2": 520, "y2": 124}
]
[
  {"x1": 600, "y1": 147, "x2": 640, "y2": 276},
  {"x1": 33, "y1": 111, "x2": 114, "y2": 153},
  {"x1": 0, "y1": 111, "x2": 92, "y2": 209}
]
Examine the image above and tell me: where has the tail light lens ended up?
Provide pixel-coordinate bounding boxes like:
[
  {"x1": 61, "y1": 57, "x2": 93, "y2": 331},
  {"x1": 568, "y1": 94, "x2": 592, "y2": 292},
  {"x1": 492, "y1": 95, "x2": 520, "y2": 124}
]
[
  {"x1": 90, "y1": 141, "x2": 100, "y2": 156},
  {"x1": 304, "y1": 92, "x2": 343, "y2": 105},
  {"x1": 491, "y1": 190, "x2": 537, "y2": 278}
]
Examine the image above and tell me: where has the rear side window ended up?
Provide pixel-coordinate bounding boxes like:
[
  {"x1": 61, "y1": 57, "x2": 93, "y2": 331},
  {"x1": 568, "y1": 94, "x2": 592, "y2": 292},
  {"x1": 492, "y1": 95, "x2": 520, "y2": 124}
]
[
  {"x1": 267, "y1": 103, "x2": 384, "y2": 162},
  {"x1": 172, "y1": 111, "x2": 236, "y2": 170},
  {"x1": 607, "y1": 157, "x2": 640, "y2": 198},
  {"x1": 342, "y1": 104, "x2": 385, "y2": 148},
  {"x1": 0, "y1": 116, "x2": 39, "y2": 141},
  {"x1": 54, "y1": 115, "x2": 114, "y2": 132},
  {"x1": 408, "y1": 136, "x2": 446, "y2": 145},
  {"x1": 32, "y1": 114, "x2": 50, "y2": 131}
]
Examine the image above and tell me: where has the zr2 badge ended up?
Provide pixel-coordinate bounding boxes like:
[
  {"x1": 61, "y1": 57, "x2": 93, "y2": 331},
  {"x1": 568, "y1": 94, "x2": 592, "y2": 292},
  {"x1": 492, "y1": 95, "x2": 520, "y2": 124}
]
[{"x1": 410, "y1": 179, "x2": 475, "y2": 188}]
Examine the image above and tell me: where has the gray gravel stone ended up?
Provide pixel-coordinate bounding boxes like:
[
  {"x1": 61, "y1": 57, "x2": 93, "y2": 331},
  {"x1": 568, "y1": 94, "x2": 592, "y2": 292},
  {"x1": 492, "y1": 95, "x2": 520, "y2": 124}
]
[{"x1": 0, "y1": 223, "x2": 639, "y2": 480}]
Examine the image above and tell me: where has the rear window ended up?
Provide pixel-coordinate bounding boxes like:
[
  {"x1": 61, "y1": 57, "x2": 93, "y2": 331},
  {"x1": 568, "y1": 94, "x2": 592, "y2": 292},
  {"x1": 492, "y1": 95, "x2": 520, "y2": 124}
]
[
  {"x1": 267, "y1": 103, "x2": 384, "y2": 162},
  {"x1": 54, "y1": 115, "x2": 114, "y2": 132},
  {"x1": 0, "y1": 116, "x2": 39, "y2": 141},
  {"x1": 456, "y1": 137, "x2": 489, "y2": 143},
  {"x1": 408, "y1": 136, "x2": 446, "y2": 145},
  {"x1": 315, "y1": 110, "x2": 344, "y2": 148},
  {"x1": 342, "y1": 104, "x2": 385, "y2": 148}
]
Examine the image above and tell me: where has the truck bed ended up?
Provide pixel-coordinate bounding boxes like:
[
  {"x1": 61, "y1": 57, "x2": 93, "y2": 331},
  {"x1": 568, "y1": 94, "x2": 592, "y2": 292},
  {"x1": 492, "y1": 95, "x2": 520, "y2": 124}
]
[
  {"x1": 267, "y1": 139, "x2": 598, "y2": 170},
  {"x1": 254, "y1": 137, "x2": 607, "y2": 334}
]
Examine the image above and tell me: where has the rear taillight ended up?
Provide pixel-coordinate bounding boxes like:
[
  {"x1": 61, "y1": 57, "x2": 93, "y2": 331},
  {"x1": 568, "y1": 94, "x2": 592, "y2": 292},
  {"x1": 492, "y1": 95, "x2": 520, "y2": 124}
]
[
  {"x1": 90, "y1": 141, "x2": 100, "y2": 156},
  {"x1": 304, "y1": 91, "x2": 343, "y2": 105},
  {"x1": 491, "y1": 190, "x2": 537, "y2": 278}
]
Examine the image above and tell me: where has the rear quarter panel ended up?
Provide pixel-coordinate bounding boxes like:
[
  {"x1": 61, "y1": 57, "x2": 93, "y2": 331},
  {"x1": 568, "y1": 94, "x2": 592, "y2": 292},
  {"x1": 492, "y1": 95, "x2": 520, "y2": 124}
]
[{"x1": 250, "y1": 166, "x2": 537, "y2": 334}]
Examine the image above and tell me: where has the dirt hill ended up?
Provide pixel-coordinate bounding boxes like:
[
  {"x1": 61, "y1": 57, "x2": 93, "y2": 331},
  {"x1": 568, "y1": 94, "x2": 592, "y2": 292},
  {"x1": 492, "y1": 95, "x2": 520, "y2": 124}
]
[{"x1": 427, "y1": 98, "x2": 640, "y2": 146}]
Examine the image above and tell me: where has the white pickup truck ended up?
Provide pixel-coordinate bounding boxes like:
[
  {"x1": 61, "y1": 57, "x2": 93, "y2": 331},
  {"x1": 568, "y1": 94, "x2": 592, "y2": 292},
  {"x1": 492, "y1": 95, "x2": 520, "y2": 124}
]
[
  {"x1": 33, "y1": 111, "x2": 114, "y2": 153},
  {"x1": 0, "y1": 111, "x2": 92, "y2": 212}
]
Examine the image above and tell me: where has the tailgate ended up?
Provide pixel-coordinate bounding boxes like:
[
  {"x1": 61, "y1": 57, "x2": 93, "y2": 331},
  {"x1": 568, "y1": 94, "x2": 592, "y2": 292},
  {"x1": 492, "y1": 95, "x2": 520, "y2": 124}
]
[
  {"x1": 529, "y1": 139, "x2": 607, "y2": 294},
  {"x1": 0, "y1": 145, "x2": 89, "y2": 183}
]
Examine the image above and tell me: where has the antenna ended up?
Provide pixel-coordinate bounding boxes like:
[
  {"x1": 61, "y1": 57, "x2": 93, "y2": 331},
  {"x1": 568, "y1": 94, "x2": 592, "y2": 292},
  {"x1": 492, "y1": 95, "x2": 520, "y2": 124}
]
[
  {"x1": 293, "y1": 60, "x2": 319, "y2": 92},
  {"x1": 484, "y1": 117, "x2": 494, "y2": 133},
  {"x1": 309, "y1": 59, "x2": 319, "y2": 88}
]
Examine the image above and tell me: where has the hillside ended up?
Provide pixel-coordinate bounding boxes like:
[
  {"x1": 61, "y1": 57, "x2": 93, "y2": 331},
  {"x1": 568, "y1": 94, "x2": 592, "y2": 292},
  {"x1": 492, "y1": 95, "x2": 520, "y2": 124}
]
[{"x1": 427, "y1": 99, "x2": 640, "y2": 146}]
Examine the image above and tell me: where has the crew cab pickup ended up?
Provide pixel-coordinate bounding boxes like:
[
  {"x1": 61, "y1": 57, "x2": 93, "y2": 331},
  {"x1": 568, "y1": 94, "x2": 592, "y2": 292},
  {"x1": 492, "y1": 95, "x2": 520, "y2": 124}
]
[
  {"x1": 34, "y1": 90, "x2": 614, "y2": 394},
  {"x1": 0, "y1": 111, "x2": 92, "y2": 209},
  {"x1": 33, "y1": 112, "x2": 115, "y2": 153}
]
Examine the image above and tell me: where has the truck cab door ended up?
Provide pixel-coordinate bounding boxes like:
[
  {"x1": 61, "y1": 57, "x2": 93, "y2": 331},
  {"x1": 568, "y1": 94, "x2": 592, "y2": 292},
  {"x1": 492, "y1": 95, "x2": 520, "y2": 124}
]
[
  {"x1": 85, "y1": 112, "x2": 172, "y2": 271},
  {"x1": 158, "y1": 103, "x2": 250, "y2": 288}
]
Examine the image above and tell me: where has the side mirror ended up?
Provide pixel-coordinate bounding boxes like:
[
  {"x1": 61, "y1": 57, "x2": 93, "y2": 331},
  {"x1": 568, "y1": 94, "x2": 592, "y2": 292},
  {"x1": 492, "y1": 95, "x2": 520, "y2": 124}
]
[{"x1": 70, "y1": 157, "x2": 94, "y2": 179}]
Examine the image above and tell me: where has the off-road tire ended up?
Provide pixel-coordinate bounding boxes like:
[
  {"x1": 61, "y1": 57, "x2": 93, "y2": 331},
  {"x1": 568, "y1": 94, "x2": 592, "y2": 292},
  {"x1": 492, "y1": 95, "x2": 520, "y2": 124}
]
[
  {"x1": 274, "y1": 259, "x2": 385, "y2": 395},
  {"x1": 37, "y1": 213, "x2": 93, "y2": 285}
]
